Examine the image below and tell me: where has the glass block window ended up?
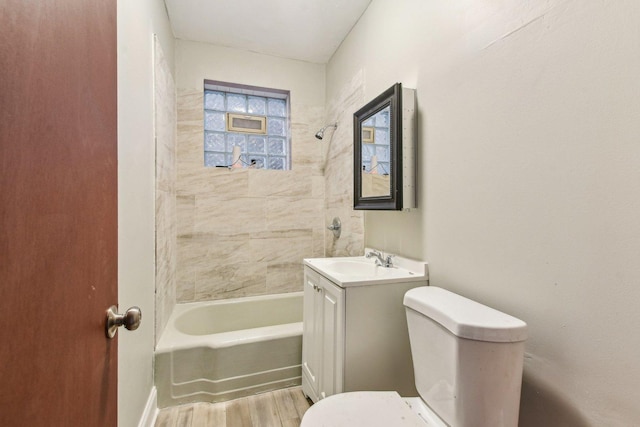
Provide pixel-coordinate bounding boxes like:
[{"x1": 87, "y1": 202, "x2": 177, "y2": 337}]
[{"x1": 204, "y1": 80, "x2": 290, "y2": 170}]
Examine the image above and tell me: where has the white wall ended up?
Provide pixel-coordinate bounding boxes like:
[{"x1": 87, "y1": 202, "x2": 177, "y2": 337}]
[
  {"x1": 176, "y1": 40, "x2": 324, "y2": 105},
  {"x1": 327, "y1": 0, "x2": 640, "y2": 425},
  {"x1": 117, "y1": 1, "x2": 174, "y2": 425}
]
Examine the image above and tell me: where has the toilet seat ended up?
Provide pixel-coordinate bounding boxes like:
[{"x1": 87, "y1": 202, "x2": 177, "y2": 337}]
[{"x1": 300, "y1": 392, "x2": 435, "y2": 427}]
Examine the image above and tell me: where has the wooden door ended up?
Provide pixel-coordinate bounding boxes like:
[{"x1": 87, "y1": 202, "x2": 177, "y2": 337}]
[{"x1": 0, "y1": 0, "x2": 118, "y2": 426}]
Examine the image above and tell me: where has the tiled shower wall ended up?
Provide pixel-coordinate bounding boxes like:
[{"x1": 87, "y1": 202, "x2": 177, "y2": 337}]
[
  {"x1": 154, "y1": 38, "x2": 177, "y2": 340},
  {"x1": 175, "y1": 90, "x2": 327, "y2": 302},
  {"x1": 324, "y1": 71, "x2": 365, "y2": 257}
]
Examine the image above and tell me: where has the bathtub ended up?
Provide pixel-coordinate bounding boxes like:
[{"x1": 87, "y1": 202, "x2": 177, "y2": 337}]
[{"x1": 155, "y1": 292, "x2": 303, "y2": 408}]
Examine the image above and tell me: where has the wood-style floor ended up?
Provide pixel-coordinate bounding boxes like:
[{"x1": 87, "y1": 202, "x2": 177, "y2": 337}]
[{"x1": 155, "y1": 387, "x2": 312, "y2": 427}]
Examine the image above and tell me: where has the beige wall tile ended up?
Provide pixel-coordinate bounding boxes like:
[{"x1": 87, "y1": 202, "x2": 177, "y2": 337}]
[
  {"x1": 176, "y1": 281, "x2": 195, "y2": 303},
  {"x1": 249, "y1": 229, "x2": 313, "y2": 264},
  {"x1": 266, "y1": 262, "x2": 305, "y2": 294},
  {"x1": 195, "y1": 262, "x2": 267, "y2": 300},
  {"x1": 178, "y1": 168, "x2": 249, "y2": 197},
  {"x1": 311, "y1": 176, "x2": 325, "y2": 199},
  {"x1": 176, "y1": 195, "x2": 195, "y2": 237},
  {"x1": 154, "y1": 38, "x2": 178, "y2": 342},
  {"x1": 194, "y1": 194, "x2": 266, "y2": 234},
  {"x1": 312, "y1": 226, "x2": 326, "y2": 258},
  {"x1": 266, "y1": 197, "x2": 323, "y2": 231},
  {"x1": 247, "y1": 170, "x2": 312, "y2": 198}
]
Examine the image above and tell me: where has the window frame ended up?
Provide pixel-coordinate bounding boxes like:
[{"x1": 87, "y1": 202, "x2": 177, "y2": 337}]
[{"x1": 203, "y1": 80, "x2": 291, "y2": 171}]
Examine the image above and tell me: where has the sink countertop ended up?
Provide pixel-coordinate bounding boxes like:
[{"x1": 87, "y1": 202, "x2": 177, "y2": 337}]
[{"x1": 303, "y1": 251, "x2": 428, "y2": 288}]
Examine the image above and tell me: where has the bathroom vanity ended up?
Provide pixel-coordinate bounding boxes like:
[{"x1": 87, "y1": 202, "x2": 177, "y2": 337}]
[{"x1": 301, "y1": 252, "x2": 428, "y2": 402}]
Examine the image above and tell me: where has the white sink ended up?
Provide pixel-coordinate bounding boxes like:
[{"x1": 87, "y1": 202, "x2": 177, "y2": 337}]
[
  {"x1": 323, "y1": 260, "x2": 393, "y2": 277},
  {"x1": 304, "y1": 251, "x2": 428, "y2": 288}
]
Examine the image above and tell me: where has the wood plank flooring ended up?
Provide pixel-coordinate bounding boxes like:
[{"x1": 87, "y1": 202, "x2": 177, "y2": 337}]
[{"x1": 155, "y1": 387, "x2": 312, "y2": 427}]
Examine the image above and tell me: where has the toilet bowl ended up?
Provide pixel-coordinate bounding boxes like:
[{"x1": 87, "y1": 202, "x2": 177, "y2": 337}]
[
  {"x1": 300, "y1": 286, "x2": 527, "y2": 427},
  {"x1": 300, "y1": 391, "x2": 446, "y2": 427}
]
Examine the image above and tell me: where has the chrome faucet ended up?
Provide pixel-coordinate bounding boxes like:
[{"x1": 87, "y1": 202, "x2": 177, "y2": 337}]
[{"x1": 365, "y1": 250, "x2": 395, "y2": 268}]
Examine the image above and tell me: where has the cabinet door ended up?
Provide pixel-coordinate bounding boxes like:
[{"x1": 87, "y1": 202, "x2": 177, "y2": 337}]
[
  {"x1": 302, "y1": 269, "x2": 322, "y2": 401},
  {"x1": 319, "y1": 277, "x2": 345, "y2": 399}
]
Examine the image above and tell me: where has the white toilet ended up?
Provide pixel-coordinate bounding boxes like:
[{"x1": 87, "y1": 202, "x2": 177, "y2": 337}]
[{"x1": 301, "y1": 286, "x2": 528, "y2": 427}]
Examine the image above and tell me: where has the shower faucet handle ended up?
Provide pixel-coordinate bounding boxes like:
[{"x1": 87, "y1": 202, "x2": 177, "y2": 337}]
[{"x1": 327, "y1": 217, "x2": 341, "y2": 238}]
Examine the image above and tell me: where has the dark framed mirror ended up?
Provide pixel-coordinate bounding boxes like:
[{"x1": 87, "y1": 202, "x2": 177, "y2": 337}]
[{"x1": 354, "y1": 83, "x2": 402, "y2": 210}]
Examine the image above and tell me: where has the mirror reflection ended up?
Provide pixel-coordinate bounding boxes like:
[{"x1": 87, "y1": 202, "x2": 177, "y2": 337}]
[{"x1": 360, "y1": 106, "x2": 391, "y2": 198}]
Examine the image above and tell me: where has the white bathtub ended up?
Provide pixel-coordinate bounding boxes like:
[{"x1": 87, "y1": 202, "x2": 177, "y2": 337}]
[{"x1": 155, "y1": 292, "x2": 303, "y2": 408}]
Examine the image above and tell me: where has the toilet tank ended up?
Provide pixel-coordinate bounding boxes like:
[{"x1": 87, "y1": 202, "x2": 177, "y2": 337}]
[{"x1": 403, "y1": 287, "x2": 527, "y2": 427}]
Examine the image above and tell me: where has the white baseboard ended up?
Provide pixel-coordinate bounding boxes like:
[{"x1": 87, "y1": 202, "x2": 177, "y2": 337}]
[{"x1": 138, "y1": 386, "x2": 158, "y2": 427}]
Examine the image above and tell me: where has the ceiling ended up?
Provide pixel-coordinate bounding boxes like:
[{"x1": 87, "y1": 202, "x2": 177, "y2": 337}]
[{"x1": 164, "y1": 0, "x2": 372, "y2": 64}]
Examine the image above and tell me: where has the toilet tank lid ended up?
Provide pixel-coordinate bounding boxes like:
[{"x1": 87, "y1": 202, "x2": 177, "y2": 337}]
[{"x1": 403, "y1": 287, "x2": 528, "y2": 342}]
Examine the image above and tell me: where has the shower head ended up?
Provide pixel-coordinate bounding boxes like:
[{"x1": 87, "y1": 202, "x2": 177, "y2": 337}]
[{"x1": 315, "y1": 123, "x2": 337, "y2": 140}]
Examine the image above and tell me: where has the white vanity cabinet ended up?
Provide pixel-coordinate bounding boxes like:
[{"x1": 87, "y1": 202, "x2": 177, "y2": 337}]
[
  {"x1": 301, "y1": 255, "x2": 428, "y2": 403},
  {"x1": 301, "y1": 267, "x2": 344, "y2": 402}
]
